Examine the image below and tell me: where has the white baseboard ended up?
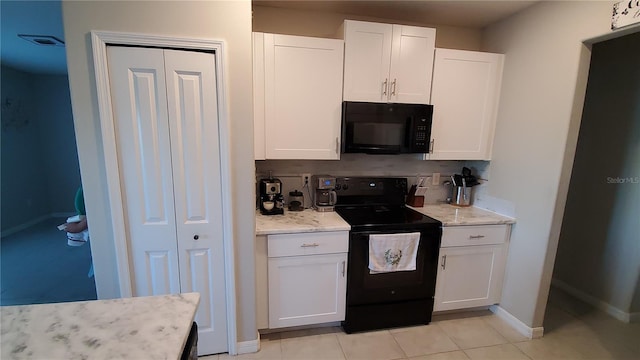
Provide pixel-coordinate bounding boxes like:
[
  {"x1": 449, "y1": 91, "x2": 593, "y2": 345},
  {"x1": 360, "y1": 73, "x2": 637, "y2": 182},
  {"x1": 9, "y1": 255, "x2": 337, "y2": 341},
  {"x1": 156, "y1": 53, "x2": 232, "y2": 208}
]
[
  {"x1": 490, "y1": 305, "x2": 544, "y2": 339},
  {"x1": 1, "y1": 214, "x2": 51, "y2": 238},
  {"x1": 236, "y1": 337, "x2": 260, "y2": 355},
  {"x1": 551, "y1": 279, "x2": 635, "y2": 323}
]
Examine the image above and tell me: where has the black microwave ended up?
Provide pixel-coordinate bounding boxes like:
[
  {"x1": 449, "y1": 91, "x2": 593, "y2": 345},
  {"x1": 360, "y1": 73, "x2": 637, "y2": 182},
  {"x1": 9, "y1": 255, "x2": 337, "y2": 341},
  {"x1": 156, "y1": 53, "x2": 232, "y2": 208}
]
[{"x1": 341, "y1": 101, "x2": 433, "y2": 154}]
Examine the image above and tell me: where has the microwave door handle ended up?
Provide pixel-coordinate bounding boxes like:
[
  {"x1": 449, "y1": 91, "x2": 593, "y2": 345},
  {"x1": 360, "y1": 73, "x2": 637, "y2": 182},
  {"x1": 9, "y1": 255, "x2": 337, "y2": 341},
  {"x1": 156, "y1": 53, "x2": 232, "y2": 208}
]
[{"x1": 405, "y1": 116, "x2": 413, "y2": 149}]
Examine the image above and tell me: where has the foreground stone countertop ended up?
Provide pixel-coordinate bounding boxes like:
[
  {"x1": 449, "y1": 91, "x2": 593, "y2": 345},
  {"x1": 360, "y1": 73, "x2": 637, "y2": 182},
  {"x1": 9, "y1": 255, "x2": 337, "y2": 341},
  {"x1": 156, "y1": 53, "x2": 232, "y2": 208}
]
[
  {"x1": 1, "y1": 293, "x2": 200, "y2": 360},
  {"x1": 256, "y1": 209, "x2": 351, "y2": 235},
  {"x1": 408, "y1": 204, "x2": 516, "y2": 226}
]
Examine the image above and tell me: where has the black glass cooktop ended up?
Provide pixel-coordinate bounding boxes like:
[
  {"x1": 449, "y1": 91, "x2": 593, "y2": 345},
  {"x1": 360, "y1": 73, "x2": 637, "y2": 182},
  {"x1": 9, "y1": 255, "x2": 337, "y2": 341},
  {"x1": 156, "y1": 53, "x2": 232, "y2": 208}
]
[{"x1": 336, "y1": 205, "x2": 440, "y2": 231}]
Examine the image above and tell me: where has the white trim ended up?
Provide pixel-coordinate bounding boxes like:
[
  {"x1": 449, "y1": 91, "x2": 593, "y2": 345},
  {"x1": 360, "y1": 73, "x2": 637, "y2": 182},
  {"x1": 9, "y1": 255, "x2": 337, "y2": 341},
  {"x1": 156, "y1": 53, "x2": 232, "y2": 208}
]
[
  {"x1": 90, "y1": 30, "x2": 237, "y2": 355},
  {"x1": 551, "y1": 279, "x2": 634, "y2": 323},
  {"x1": 490, "y1": 305, "x2": 544, "y2": 339},
  {"x1": 90, "y1": 31, "x2": 132, "y2": 298},
  {"x1": 237, "y1": 335, "x2": 260, "y2": 355}
]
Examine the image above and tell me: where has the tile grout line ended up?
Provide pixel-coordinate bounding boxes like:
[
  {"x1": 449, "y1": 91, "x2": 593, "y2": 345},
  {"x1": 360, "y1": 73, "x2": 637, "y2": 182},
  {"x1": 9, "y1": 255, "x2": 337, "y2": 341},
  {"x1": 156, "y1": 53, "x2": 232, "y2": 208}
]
[
  {"x1": 388, "y1": 330, "x2": 410, "y2": 360},
  {"x1": 335, "y1": 333, "x2": 349, "y2": 360}
]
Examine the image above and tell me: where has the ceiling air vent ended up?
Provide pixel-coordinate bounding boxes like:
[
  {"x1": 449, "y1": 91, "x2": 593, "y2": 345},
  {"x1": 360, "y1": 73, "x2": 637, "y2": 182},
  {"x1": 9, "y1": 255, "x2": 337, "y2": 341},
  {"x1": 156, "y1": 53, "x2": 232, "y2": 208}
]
[{"x1": 18, "y1": 34, "x2": 65, "y2": 47}]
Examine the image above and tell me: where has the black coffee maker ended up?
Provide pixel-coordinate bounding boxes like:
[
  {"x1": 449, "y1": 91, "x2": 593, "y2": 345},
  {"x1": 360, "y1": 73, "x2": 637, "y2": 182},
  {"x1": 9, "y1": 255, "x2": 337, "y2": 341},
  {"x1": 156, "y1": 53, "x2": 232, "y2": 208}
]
[{"x1": 259, "y1": 177, "x2": 284, "y2": 215}]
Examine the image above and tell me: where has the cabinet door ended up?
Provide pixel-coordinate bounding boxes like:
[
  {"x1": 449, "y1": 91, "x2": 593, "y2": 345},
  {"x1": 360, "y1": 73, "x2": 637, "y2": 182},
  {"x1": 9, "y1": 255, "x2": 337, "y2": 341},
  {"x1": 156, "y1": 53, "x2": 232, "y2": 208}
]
[
  {"x1": 434, "y1": 244, "x2": 506, "y2": 311},
  {"x1": 389, "y1": 25, "x2": 436, "y2": 104},
  {"x1": 264, "y1": 34, "x2": 344, "y2": 160},
  {"x1": 268, "y1": 253, "x2": 347, "y2": 328},
  {"x1": 343, "y1": 20, "x2": 393, "y2": 102},
  {"x1": 428, "y1": 49, "x2": 504, "y2": 160}
]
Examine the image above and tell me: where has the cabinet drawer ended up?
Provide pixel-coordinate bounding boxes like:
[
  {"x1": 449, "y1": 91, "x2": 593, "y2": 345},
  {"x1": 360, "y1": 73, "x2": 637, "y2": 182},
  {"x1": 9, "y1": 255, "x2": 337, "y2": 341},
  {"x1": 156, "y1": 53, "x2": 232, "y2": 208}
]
[
  {"x1": 441, "y1": 225, "x2": 508, "y2": 247},
  {"x1": 268, "y1": 231, "x2": 349, "y2": 257}
]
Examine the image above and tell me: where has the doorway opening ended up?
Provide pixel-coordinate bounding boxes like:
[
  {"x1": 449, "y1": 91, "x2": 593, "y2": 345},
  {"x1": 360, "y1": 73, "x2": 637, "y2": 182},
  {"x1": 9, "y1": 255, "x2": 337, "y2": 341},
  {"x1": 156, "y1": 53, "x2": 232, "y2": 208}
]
[
  {"x1": 0, "y1": 0, "x2": 97, "y2": 305},
  {"x1": 547, "y1": 30, "x2": 640, "y2": 337}
]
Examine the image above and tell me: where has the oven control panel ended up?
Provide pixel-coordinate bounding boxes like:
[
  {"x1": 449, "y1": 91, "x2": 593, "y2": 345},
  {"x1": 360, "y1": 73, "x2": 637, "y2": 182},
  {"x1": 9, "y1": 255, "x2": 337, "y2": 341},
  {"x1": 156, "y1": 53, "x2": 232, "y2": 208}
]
[{"x1": 335, "y1": 177, "x2": 407, "y2": 206}]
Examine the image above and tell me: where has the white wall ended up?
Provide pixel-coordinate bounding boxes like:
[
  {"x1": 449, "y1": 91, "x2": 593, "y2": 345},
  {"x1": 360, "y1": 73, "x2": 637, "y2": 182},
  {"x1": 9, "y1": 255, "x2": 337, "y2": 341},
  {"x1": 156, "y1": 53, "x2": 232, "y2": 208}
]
[
  {"x1": 33, "y1": 74, "x2": 81, "y2": 215},
  {"x1": 1, "y1": 67, "x2": 81, "y2": 233},
  {"x1": 62, "y1": 0, "x2": 256, "y2": 342},
  {"x1": 253, "y1": 5, "x2": 483, "y2": 50},
  {"x1": 554, "y1": 32, "x2": 640, "y2": 316},
  {"x1": 479, "y1": 1, "x2": 615, "y2": 327},
  {"x1": 1, "y1": 66, "x2": 50, "y2": 231}
]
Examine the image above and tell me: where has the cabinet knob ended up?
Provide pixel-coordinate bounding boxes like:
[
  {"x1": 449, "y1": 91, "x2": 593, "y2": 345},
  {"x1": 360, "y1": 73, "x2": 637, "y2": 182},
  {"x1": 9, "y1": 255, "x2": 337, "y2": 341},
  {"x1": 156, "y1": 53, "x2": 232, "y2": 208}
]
[{"x1": 193, "y1": 235, "x2": 200, "y2": 240}]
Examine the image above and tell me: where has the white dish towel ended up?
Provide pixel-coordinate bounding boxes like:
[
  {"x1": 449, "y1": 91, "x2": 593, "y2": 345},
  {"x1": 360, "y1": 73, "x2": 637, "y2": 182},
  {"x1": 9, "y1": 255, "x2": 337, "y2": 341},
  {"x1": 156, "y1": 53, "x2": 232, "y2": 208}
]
[{"x1": 369, "y1": 232, "x2": 421, "y2": 274}]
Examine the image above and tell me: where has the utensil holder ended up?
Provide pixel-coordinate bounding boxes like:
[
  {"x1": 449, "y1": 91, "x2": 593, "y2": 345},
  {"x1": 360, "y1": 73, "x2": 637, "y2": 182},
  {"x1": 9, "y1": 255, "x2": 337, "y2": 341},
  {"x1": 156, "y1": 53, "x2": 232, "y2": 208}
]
[{"x1": 452, "y1": 186, "x2": 472, "y2": 207}]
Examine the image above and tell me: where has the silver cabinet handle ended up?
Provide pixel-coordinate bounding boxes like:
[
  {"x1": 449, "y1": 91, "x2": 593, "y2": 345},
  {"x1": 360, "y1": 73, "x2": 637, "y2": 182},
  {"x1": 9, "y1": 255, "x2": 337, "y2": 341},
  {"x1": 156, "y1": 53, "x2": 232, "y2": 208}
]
[
  {"x1": 301, "y1": 243, "x2": 320, "y2": 248},
  {"x1": 382, "y1": 78, "x2": 388, "y2": 96},
  {"x1": 341, "y1": 261, "x2": 346, "y2": 277},
  {"x1": 391, "y1": 78, "x2": 397, "y2": 96},
  {"x1": 429, "y1": 139, "x2": 435, "y2": 154},
  {"x1": 441, "y1": 255, "x2": 447, "y2": 270},
  {"x1": 336, "y1": 136, "x2": 340, "y2": 155},
  {"x1": 469, "y1": 235, "x2": 485, "y2": 239}
]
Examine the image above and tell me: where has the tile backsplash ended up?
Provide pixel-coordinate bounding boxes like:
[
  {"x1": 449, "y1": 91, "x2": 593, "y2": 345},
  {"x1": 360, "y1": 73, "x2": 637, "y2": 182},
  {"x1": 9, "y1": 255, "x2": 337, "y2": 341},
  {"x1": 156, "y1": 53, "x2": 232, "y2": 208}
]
[{"x1": 256, "y1": 154, "x2": 482, "y2": 208}]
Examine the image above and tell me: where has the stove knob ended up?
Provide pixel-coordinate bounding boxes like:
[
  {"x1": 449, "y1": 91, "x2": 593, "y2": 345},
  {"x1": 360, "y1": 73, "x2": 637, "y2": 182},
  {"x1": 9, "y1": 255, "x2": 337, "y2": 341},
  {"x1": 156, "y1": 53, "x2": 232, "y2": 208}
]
[
  {"x1": 342, "y1": 184, "x2": 349, "y2": 190},
  {"x1": 335, "y1": 184, "x2": 342, "y2": 190}
]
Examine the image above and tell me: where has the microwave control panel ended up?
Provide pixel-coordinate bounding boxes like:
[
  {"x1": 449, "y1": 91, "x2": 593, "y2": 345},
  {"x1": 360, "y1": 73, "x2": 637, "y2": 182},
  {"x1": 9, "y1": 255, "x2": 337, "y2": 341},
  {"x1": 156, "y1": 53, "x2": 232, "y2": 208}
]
[{"x1": 411, "y1": 117, "x2": 431, "y2": 152}]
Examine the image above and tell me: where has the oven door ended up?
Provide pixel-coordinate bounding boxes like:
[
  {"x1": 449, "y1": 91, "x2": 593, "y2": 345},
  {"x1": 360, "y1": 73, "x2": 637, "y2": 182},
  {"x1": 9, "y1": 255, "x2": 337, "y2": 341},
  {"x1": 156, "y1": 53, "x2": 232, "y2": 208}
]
[{"x1": 346, "y1": 227, "x2": 441, "y2": 306}]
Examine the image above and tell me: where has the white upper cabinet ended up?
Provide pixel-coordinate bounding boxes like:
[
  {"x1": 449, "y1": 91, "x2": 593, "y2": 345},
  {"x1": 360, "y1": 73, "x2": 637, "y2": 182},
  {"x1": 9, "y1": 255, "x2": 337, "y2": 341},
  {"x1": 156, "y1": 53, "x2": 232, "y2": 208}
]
[
  {"x1": 427, "y1": 49, "x2": 504, "y2": 160},
  {"x1": 343, "y1": 20, "x2": 436, "y2": 104},
  {"x1": 253, "y1": 32, "x2": 344, "y2": 160}
]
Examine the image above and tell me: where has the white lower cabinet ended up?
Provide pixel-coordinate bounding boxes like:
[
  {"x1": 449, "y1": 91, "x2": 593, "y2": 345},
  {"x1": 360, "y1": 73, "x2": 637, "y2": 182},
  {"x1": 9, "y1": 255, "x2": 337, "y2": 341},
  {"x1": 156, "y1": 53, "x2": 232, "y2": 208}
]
[
  {"x1": 434, "y1": 225, "x2": 510, "y2": 312},
  {"x1": 262, "y1": 231, "x2": 349, "y2": 329}
]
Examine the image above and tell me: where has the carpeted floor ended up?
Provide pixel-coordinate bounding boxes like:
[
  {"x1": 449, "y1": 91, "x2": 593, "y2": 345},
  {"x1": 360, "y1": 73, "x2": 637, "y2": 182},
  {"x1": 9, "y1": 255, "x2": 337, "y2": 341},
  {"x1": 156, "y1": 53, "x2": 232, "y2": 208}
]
[{"x1": 1, "y1": 217, "x2": 97, "y2": 305}]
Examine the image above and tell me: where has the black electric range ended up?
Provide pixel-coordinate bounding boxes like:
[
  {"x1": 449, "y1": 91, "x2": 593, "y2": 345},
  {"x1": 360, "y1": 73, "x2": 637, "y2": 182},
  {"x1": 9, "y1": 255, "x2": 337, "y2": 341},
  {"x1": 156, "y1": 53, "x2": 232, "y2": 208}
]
[{"x1": 334, "y1": 177, "x2": 442, "y2": 333}]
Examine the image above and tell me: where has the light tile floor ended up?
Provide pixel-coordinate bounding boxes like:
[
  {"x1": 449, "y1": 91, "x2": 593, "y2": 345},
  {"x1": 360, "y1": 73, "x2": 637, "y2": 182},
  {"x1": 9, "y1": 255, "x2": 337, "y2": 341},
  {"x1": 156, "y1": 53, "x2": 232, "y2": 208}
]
[{"x1": 201, "y1": 287, "x2": 640, "y2": 359}]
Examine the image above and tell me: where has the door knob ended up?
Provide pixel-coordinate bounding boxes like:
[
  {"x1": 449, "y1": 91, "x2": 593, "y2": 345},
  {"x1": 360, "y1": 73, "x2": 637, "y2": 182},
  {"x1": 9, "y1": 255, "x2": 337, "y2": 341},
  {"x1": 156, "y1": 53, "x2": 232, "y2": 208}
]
[{"x1": 193, "y1": 235, "x2": 199, "y2": 240}]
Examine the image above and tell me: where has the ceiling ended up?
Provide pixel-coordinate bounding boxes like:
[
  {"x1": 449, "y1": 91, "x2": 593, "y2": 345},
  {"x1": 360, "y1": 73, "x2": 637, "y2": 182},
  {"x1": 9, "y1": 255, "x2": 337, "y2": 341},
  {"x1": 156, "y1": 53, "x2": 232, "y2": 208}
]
[
  {"x1": 1, "y1": 0, "x2": 67, "y2": 75},
  {"x1": 0, "y1": 0, "x2": 537, "y2": 75}
]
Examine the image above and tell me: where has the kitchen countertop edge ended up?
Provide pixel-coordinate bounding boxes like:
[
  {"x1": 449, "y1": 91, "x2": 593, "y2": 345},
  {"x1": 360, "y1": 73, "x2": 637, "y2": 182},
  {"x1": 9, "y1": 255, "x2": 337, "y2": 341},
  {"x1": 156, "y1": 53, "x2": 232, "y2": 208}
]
[
  {"x1": 256, "y1": 209, "x2": 351, "y2": 236},
  {"x1": 1, "y1": 292, "x2": 200, "y2": 360},
  {"x1": 408, "y1": 204, "x2": 516, "y2": 226}
]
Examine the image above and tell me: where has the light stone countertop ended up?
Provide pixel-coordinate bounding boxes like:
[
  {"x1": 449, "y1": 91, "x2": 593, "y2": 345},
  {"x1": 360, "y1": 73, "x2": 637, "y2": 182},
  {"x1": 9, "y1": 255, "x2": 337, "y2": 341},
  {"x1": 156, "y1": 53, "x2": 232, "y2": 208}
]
[
  {"x1": 408, "y1": 204, "x2": 516, "y2": 226},
  {"x1": 256, "y1": 209, "x2": 351, "y2": 235},
  {"x1": 1, "y1": 293, "x2": 200, "y2": 360}
]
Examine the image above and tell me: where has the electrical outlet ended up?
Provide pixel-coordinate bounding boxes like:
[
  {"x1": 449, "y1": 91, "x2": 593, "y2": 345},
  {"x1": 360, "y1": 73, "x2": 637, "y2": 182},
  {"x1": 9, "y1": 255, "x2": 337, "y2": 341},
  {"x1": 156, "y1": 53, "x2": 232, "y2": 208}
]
[
  {"x1": 432, "y1": 172, "x2": 440, "y2": 185},
  {"x1": 301, "y1": 173, "x2": 312, "y2": 186}
]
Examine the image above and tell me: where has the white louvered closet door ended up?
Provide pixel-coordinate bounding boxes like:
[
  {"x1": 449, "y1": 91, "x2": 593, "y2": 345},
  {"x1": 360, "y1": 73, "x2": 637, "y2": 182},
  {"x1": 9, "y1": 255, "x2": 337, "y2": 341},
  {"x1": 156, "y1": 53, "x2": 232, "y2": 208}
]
[{"x1": 107, "y1": 46, "x2": 227, "y2": 355}]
